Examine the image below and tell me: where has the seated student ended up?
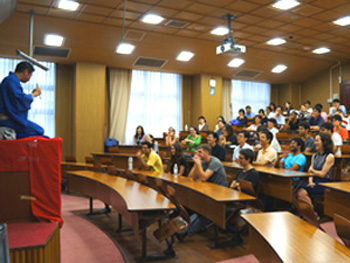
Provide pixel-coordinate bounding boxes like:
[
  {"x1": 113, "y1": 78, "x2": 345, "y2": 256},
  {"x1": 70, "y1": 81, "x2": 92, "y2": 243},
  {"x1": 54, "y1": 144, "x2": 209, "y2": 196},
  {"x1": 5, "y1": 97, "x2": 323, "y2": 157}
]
[
  {"x1": 144, "y1": 134, "x2": 159, "y2": 153},
  {"x1": 298, "y1": 122, "x2": 316, "y2": 154},
  {"x1": 330, "y1": 98, "x2": 347, "y2": 116},
  {"x1": 215, "y1": 116, "x2": 225, "y2": 131},
  {"x1": 273, "y1": 105, "x2": 285, "y2": 130},
  {"x1": 296, "y1": 133, "x2": 334, "y2": 208},
  {"x1": 279, "y1": 137, "x2": 306, "y2": 172},
  {"x1": 284, "y1": 101, "x2": 293, "y2": 115},
  {"x1": 332, "y1": 114, "x2": 349, "y2": 141},
  {"x1": 219, "y1": 124, "x2": 237, "y2": 149},
  {"x1": 267, "y1": 118, "x2": 282, "y2": 153},
  {"x1": 233, "y1": 130, "x2": 253, "y2": 162},
  {"x1": 286, "y1": 110, "x2": 299, "y2": 131},
  {"x1": 305, "y1": 100, "x2": 312, "y2": 114},
  {"x1": 315, "y1": 103, "x2": 328, "y2": 122},
  {"x1": 216, "y1": 120, "x2": 225, "y2": 137},
  {"x1": 259, "y1": 108, "x2": 268, "y2": 126},
  {"x1": 165, "y1": 127, "x2": 179, "y2": 146},
  {"x1": 320, "y1": 122, "x2": 342, "y2": 155},
  {"x1": 237, "y1": 108, "x2": 247, "y2": 125},
  {"x1": 230, "y1": 149, "x2": 260, "y2": 192},
  {"x1": 253, "y1": 130, "x2": 277, "y2": 167},
  {"x1": 137, "y1": 141, "x2": 164, "y2": 172},
  {"x1": 245, "y1": 105, "x2": 255, "y2": 120},
  {"x1": 181, "y1": 126, "x2": 201, "y2": 152},
  {"x1": 177, "y1": 144, "x2": 228, "y2": 241},
  {"x1": 133, "y1": 125, "x2": 146, "y2": 145},
  {"x1": 269, "y1": 102, "x2": 276, "y2": 117},
  {"x1": 246, "y1": 115, "x2": 262, "y2": 131},
  {"x1": 308, "y1": 106, "x2": 324, "y2": 131},
  {"x1": 169, "y1": 142, "x2": 187, "y2": 176},
  {"x1": 299, "y1": 104, "x2": 310, "y2": 120},
  {"x1": 198, "y1": 116, "x2": 209, "y2": 132},
  {"x1": 207, "y1": 131, "x2": 225, "y2": 161}
]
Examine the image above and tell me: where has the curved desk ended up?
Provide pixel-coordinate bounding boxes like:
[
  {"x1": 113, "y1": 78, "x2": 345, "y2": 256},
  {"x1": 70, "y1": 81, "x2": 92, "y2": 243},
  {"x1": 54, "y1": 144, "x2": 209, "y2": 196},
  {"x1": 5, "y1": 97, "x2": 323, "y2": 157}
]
[{"x1": 242, "y1": 211, "x2": 350, "y2": 263}]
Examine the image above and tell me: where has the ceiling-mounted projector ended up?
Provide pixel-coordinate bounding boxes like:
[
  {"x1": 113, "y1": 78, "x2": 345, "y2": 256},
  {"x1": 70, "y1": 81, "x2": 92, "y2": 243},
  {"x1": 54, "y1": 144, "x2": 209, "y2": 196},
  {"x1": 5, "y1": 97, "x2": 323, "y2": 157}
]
[{"x1": 216, "y1": 14, "x2": 246, "y2": 56}]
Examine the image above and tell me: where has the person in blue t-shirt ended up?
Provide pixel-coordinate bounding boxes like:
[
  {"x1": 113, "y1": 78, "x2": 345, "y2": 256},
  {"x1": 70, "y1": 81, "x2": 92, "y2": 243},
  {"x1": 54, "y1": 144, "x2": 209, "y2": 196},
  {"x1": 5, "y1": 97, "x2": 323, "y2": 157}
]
[{"x1": 279, "y1": 137, "x2": 306, "y2": 172}]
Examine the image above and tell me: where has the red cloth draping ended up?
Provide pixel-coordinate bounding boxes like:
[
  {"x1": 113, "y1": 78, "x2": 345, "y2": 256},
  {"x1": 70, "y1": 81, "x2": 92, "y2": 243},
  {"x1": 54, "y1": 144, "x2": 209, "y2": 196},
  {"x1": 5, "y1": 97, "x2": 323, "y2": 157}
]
[{"x1": 0, "y1": 137, "x2": 63, "y2": 227}]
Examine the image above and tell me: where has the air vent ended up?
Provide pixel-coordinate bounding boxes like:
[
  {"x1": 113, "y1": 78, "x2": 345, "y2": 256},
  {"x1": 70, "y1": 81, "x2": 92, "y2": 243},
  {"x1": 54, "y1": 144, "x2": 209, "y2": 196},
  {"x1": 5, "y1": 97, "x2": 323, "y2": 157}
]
[
  {"x1": 234, "y1": 69, "x2": 261, "y2": 79},
  {"x1": 165, "y1": 20, "x2": 189, "y2": 29},
  {"x1": 125, "y1": 30, "x2": 146, "y2": 42},
  {"x1": 134, "y1": 57, "x2": 167, "y2": 68},
  {"x1": 34, "y1": 46, "x2": 70, "y2": 58},
  {"x1": 284, "y1": 42, "x2": 301, "y2": 48}
]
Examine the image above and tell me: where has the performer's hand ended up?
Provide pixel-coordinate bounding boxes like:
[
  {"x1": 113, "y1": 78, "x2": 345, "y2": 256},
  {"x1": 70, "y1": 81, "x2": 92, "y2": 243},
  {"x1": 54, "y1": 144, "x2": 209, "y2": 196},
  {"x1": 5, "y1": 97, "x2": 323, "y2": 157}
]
[{"x1": 32, "y1": 87, "x2": 42, "y2": 97}]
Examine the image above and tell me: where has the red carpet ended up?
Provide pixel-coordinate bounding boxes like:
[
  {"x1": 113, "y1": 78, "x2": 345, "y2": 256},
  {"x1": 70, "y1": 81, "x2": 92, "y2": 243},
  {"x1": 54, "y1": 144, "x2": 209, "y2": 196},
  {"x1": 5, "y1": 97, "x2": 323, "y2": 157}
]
[{"x1": 61, "y1": 194, "x2": 125, "y2": 263}]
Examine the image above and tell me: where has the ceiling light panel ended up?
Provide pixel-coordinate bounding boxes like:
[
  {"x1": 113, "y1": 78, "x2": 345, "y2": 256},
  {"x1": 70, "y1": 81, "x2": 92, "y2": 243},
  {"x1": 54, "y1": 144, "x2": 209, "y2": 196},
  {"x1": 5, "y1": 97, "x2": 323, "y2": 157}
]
[
  {"x1": 267, "y1": 38, "x2": 286, "y2": 46},
  {"x1": 228, "y1": 58, "x2": 245, "y2": 68},
  {"x1": 272, "y1": 0, "x2": 300, "y2": 10},
  {"x1": 333, "y1": 16, "x2": 350, "y2": 26},
  {"x1": 272, "y1": 64, "x2": 287, "y2": 73},
  {"x1": 58, "y1": 0, "x2": 79, "y2": 11},
  {"x1": 312, "y1": 47, "x2": 330, "y2": 54},
  {"x1": 176, "y1": 51, "x2": 194, "y2": 62},
  {"x1": 141, "y1": 14, "x2": 164, "y2": 24},
  {"x1": 44, "y1": 34, "x2": 64, "y2": 47},
  {"x1": 116, "y1": 43, "x2": 135, "y2": 55},
  {"x1": 210, "y1": 27, "x2": 229, "y2": 36}
]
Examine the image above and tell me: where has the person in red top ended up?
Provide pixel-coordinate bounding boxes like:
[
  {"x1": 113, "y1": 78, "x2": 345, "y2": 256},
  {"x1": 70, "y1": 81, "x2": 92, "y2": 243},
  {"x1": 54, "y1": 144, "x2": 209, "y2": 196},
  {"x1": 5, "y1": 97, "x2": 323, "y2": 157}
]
[{"x1": 332, "y1": 114, "x2": 349, "y2": 141}]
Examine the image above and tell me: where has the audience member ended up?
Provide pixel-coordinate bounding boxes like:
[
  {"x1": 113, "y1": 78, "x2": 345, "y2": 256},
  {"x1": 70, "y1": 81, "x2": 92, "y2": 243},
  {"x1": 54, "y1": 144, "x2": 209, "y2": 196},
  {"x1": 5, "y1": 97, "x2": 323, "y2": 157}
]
[
  {"x1": 284, "y1": 101, "x2": 293, "y2": 115},
  {"x1": 309, "y1": 106, "x2": 324, "y2": 131},
  {"x1": 215, "y1": 116, "x2": 225, "y2": 131},
  {"x1": 219, "y1": 124, "x2": 237, "y2": 148},
  {"x1": 206, "y1": 131, "x2": 225, "y2": 161},
  {"x1": 245, "y1": 105, "x2": 255, "y2": 120},
  {"x1": 181, "y1": 126, "x2": 201, "y2": 152},
  {"x1": 246, "y1": 115, "x2": 262, "y2": 131},
  {"x1": 273, "y1": 105, "x2": 285, "y2": 130},
  {"x1": 169, "y1": 142, "x2": 187, "y2": 176},
  {"x1": 315, "y1": 103, "x2": 328, "y2": 122},
  {"x1": 298, "y1": 122, "x2": 316, "y2": 154},
  {"x1": 305, "y1": 100, "x2": 312, "y2": 113},
  {"x1": 259, "y1": 108, "x2": 268, "y2": 125},
  {"x1": 286, "y1": 110, "x2": 299, "y2": 131},
  {"x1": 198, "y1": 116, "x2": 209, "y2": 132},
  {"x1": 268, "y1": 103, "x2": 275, "y2": 118},
  {"x1": 165, "y1": 127, "x2": 179, "y2": 146},
  {"x1": 144, "y1": 134, "x2": 159, "y2": 153},
  {"x1": 230, "y1": 149, "x2": 260, "y2": 192},
  {"x1": 237, "y1": 108, "x2": 247, "y2": 125},
  {"x1": 233, "y1": 130, "x2": 253, "y2": 162},
  {"x1": 266, "y1": 119, "x2": 282, "y2": 153},
  {"x1": 299, "y1": 104, "x2": 310, "y2": 120},
  {"x1": 133, "y1": 125, "x2": 146, "y2": 145},
  {"x1": 332, "y1": 114, "x2": 349, "y2": 140},
  {"x1": 253, "y1": 130, "x2": 277, "y2": 167},
  {"x1": 320, "y1": 122, "x2": 342, "y2": 155},
  {"x1": 330, "y1": 98, "x2": 347, "y2": 116},
  {"x1": 279, "y1": 137, "x2": 306, "y2": 171},
  {"x1": 137, "y1": 141, "x2": 164, "y2": 172},
  {"x1": 269, "y1": 102, "x2": 276, "y2": 113},
  {"x1": 216, "y1": 120, "x2": 225, "y2": 137}
]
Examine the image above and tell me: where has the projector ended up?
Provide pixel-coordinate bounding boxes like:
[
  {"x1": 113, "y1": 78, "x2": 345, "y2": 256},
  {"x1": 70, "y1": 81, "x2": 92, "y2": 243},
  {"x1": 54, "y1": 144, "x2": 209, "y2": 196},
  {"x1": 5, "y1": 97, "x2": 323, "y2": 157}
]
[{"x1": 216, "y1": 41, "x2": 246, "y2": 56}]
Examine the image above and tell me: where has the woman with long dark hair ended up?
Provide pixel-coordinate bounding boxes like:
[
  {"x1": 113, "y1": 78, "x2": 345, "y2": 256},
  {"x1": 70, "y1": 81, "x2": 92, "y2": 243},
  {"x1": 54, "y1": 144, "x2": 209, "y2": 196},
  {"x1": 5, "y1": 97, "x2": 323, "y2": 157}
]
[
  {"x1": 169, "y1": 142, "x2": 187, "y2": 176},
  {"x1": 296, "y1": 133, "x2": 335, "y2": 207},
  {"x1": 133, "y1": 125, "x2": 145, "y2": 145}
]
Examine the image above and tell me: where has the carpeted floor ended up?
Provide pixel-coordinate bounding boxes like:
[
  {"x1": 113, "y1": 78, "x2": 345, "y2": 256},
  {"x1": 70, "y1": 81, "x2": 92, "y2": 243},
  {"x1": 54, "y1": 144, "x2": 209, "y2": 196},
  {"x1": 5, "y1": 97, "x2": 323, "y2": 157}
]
[{"x1": 61, "y1": 194, "x2": 125, "y2": 263}]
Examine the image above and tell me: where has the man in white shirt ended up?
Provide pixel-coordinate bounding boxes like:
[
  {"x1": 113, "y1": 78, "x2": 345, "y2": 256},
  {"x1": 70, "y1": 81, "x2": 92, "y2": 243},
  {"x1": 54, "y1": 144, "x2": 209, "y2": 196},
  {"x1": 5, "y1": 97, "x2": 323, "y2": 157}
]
[
  {"x1": 267, "y1": 118, "x2": 282, "y2": 153},
  {"x1": 274, "y1": 105, "x2": 285, "y2": 131},
  {"x1": 320, "y1": 122, "x2": 342, "y2": 155},
  {"x1": 233, "y1": 130, "x2": 253, "y2": 162},
  {"x1": 330, "y1": 99, "x2": 347, "y2": 116}
]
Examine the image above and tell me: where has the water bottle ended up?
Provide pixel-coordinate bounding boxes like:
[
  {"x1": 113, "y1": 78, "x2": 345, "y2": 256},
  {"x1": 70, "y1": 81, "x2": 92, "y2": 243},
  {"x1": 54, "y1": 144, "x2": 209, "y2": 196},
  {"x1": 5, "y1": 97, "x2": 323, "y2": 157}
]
[
  {"x1": 128, "y1": 156, "x2": 133, "y2": 170},
  {"x1": 185, "y1": 124, "x2": 188, "y2": 131},
  {"x1": 173, "y1": 163, "x2": 178, "y2": 177}
]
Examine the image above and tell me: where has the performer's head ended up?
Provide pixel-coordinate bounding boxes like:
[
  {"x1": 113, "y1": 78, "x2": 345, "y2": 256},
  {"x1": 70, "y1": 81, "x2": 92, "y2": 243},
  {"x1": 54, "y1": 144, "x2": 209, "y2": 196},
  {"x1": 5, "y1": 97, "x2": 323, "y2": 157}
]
[{"x1": 15, "y1": 61, "x2": 35, "y2": 83}]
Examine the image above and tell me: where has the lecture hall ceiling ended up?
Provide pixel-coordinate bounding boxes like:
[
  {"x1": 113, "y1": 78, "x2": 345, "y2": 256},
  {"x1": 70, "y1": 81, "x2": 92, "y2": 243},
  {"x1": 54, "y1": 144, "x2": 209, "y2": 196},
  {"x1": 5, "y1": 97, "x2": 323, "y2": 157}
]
[{"x1": 0, "y1": 0, "x2": 350, "y2": 84}]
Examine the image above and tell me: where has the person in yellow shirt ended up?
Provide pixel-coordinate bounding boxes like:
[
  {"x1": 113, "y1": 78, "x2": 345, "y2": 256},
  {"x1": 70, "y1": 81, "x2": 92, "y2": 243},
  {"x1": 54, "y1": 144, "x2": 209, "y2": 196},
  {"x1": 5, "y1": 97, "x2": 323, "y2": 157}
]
[{"x1": 137, "y1": 141, "x2": 164, "y2": 172}]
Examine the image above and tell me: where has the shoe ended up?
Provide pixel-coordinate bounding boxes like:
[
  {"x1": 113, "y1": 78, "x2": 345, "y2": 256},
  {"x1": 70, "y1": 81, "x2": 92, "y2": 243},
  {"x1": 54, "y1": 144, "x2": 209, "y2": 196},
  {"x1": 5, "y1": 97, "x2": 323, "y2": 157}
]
[
  {"x1": 96, "y1": 206, "x2": 111, "y2": 214},
  {"x1": 175, "y1": 232, "x2": 187, "y2": 242}
]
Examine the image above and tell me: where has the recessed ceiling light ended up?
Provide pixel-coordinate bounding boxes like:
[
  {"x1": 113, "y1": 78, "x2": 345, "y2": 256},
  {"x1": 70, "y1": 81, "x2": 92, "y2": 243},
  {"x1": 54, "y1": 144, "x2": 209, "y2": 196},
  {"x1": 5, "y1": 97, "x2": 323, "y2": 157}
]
[
  {"x1": 176, "y1": 51, "x2": 194, "y2": 62},
  {"x1": 272, "y1": 64, "x2": 287, "y2": 73},
  {"x1": 272, "y1": 0, "x2": 300, "y2": 10},
  {"x1": 228, "y1": 58, "x2": 245, "y2": 68},
  {"x1": 333, "y1": 16, "x2": 350, "y2": 26},
  {"x1": 44, "y1": 34, "x2": 64, "y2": 47},
  {"x1": 266, "y1": 38, "x2": 286, "y2": 46},
  {"x1": 116, "y1": 43, "x2": 135, "y2": 55},
  {"x1": 312, "y1": 47, "x2": 330, "y2": 54},
  {"x1": 210, "y1": 27, "x2": 229, "y2": 36},
  {"x1": 141, "y1": 14, "x2": 164, "y2": 24},
  {"x1": 58, "y1": 0, "x2": 79, "y2": 11}
]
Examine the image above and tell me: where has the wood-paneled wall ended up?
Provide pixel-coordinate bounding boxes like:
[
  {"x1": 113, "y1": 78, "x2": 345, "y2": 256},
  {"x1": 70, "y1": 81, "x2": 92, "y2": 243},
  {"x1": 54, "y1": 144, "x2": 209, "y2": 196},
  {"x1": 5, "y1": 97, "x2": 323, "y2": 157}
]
[{"x1": 75, "y1": 62, "x2": 106, "y2": 162}]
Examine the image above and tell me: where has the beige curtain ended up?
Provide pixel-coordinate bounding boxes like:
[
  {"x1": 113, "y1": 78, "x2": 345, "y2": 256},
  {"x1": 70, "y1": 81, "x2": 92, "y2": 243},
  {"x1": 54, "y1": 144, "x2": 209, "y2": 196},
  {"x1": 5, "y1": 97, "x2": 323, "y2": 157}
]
[
  {"x1": 108, "y1": 68, "x2": 131, "y2": 143},
  {"x1": 222, "y1": 78, "x2": 232, "y2": 121}
]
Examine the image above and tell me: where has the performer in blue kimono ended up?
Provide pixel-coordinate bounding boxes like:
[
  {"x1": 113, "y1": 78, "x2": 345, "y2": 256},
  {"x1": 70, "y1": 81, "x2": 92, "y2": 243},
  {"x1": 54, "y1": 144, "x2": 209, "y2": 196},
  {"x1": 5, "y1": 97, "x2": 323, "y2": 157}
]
[{"x1": 0, "y1": 61, "x2": 44, "y2": 138}]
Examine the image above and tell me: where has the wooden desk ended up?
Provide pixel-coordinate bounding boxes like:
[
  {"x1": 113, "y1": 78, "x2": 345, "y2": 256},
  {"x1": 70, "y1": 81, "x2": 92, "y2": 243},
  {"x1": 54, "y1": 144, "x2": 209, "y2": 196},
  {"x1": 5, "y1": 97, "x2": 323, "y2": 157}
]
[
  {"x1": 109, "y1": 145, "x2": 172, "y2": 158},
  {"x1": 319, "y1": 182, "x2": 350, "y2": 221},
  {"x1": 92, "y1": 152, "x2": 142, "y2": 169},
  {"x1": 223, "y1": 162, "x2": 312, "y2": 202},
  {"x1": 242, "y1": 211, "x2": 350, "y2": 263},
  {"x1": 134, "y1": 170, "x2": 255, "y2": 229}
]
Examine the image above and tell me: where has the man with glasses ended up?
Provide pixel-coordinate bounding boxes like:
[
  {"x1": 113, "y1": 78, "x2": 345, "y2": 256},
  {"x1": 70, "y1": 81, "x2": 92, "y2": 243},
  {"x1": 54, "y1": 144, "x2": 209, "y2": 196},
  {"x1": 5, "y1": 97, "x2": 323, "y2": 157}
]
[
  {"x1": 136, "y1": 141, "x2": 163, "y2": 172},
  {"x1": 233, "y1": 130, "x2": 253, "y2": 162}
]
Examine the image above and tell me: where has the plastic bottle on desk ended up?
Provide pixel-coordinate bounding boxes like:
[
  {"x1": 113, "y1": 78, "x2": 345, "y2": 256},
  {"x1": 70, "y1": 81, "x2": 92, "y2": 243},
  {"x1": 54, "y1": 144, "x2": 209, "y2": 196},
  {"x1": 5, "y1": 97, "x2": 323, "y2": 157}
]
[
  {"x1": 173, "y1": 163, "x2": 178, "y2": 178},
  {"x1": 128, "y1": 156, "x2": 133, "y2": 170},
  {"x1": 185, "y1": 124, "x2": 188, "y2": 131}
]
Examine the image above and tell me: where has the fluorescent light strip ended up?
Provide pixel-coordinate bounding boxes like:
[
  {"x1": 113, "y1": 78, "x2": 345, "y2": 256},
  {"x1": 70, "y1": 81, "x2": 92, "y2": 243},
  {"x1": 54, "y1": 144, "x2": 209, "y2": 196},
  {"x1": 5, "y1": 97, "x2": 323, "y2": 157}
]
[
  {"x1": 267, "y1": 38, "x2": 286, "y2": 46},
  {"x1": 176, "y1": 51, "x2": 194, "y2": 62},
  {"x1": 211, "y1": 27, "x2": 229, "y2": 36},
  {"x1": 141, "y1": 14, "x2": 164, "y2": 24},
  {"x1": 58, "y1": 0, "x2": 79, "y2": 11},
  {"x1": 272, "y1": 0, "x2": 300, "y2": 10},
  {"x1": 333, "y1": 16, "x2": 350, "y2": 26},
  {"x1": 116, "y1": 43, "x2": 135, "y2": 55},
  {"x1": 228, "y1": 58, "x2": 245, "y2": 68},
  {"x1": 312, "y1": 47, "x2": 330, "y2": 54},
  {"x1": 272, "y1": 64, "x2": 287, "y2": 73},
  {"x1": 44, "y1": 34, "x2": 64, "y2": 47}
]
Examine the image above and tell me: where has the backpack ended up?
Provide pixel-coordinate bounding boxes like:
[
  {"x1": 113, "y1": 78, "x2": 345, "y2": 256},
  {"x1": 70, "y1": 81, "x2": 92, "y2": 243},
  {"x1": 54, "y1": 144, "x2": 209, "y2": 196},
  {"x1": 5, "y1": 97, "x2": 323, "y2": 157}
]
[{"x1": 104, "y1": 138, "x2": 119, "y2": 152}]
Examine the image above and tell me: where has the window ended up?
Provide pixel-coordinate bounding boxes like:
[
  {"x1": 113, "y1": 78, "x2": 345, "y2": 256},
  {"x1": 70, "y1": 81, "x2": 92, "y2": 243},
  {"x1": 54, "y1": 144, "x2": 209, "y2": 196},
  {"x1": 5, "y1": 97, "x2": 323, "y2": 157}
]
[
  {"x1": 0, "y1": 58, "x2": 56, "y2": 137},
  {"x1": 124, "y1": 70, "x2": 182, "y2": 144},
  {"x1": 231, "y1": 79, "x2": 270, "y2": 119}
]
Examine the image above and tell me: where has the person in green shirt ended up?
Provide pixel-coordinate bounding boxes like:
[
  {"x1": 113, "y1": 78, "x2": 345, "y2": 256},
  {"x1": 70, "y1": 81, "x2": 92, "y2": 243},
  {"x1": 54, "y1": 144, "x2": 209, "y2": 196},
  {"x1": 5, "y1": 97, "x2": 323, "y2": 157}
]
[{"x1": 181, "y1": 126, "x2": 201, "y2": 152}]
